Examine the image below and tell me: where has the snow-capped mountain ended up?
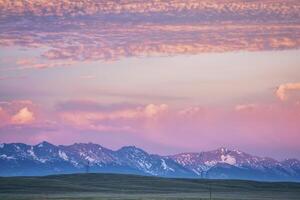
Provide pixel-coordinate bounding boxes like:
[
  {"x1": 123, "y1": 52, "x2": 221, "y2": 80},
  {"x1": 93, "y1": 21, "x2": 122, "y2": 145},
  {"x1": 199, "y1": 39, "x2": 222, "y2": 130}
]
[
  {"x1": 169, "y1": 147, "x2": 300, "y2": 181},
  {"x1": 0, "y1": 142, "x2": 299, "y2": 181},
  {"x1": 0, "y1": 142, "x2": 194, "y2": 178}
]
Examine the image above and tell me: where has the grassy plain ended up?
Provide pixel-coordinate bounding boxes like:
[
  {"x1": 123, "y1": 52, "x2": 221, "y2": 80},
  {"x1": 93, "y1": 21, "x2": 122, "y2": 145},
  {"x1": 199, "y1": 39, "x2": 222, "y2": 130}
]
[{"x1": 0, "y1": 173, "x2": 299, "y2": 200}]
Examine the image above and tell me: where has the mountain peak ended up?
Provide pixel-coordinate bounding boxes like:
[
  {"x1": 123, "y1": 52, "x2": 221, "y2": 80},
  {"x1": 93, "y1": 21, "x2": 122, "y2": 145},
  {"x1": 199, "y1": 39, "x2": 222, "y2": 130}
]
[
  {"x1": 217, "y1": 147, "x2": 230, "y2": 153},
  {"x1": 212, "y1": 147, "x2": 246, "y2": 156},
  {"x1": 72, "y1": 142, "x2": 99, "y2": 146},
  {"x1": 117, "y1": 145, "x2": 147, "y2": 154},
  {"x1": 36, "y1": 141, "x2": 54, "y2": 148}
]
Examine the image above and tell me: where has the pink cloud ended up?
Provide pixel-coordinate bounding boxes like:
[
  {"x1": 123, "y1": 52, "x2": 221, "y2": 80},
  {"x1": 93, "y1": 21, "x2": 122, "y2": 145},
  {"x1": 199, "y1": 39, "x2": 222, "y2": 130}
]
[
  {"x1": 0, "y1": 100, "x2": 39, "y2": 127},
  {"x1": 0, "y1": 0, "x2": 298, "y2": 18},
  {"x1": 0, "y1": 1, "x2": 299, "y2": 68},
  {"x1": 0, "y1": 75, "x2": 27, "y2": 81},
  {"x1": 276, "y1": 82, "x2": 300, "y2": 101},
  {"x1": 11, "y1": 107, "x2": 35, "y2": 124},
  {"x1": 59, "y1": 103, "x2": 168, "y2": 132},
  {"x1": 0, "y1": 98, "x2": 300, "y2": 159},
  {"x1": 79, "y1": 75, "x2": 96, "y2": 80},
  {"x1": 234, "y1": 104, "x2": 257, "y2": 112},
  {"x1": 0, "y1": 106, "x2": 10, "y2": 125},
  {"x1": 16, "y1": 58, "x2": 75, "y2": 70}
]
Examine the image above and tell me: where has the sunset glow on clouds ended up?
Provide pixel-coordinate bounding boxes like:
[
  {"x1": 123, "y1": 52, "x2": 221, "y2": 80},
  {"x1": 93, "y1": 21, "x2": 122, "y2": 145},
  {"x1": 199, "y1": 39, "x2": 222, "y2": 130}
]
[
  {"x1": 0, "y1": 0, "x2": 299, "y2": 65},
  {"x1": 276, "y1": 82, "x2": 300, "y2": 101},
  {"x1": 11, "y1": 107, "x2": 35, "y2": 124},
  {"x1": 0, "y1": 0, "x2": 300, "y2": 159},
  {"x1": 0, "y1": 100, "x2": 36, "y2": 126}
]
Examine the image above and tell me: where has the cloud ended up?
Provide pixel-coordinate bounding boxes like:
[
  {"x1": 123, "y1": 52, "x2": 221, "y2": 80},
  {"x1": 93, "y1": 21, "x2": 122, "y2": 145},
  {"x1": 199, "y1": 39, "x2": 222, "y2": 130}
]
[
  {"x1": 15, "y1": 58, "x2": 75, "y2": 70},
  {"x1": 276, "y1": 82, "x2": 300, "y2": 101},
  {"x1": 0, "y1": 100, "x2": 37, "y2": 127},
  {"x1": 178, "y1": 106, "x2": 204, "y2": 116},
  {"x1": 0, "y1": 100, "x2": 34, "y2": 108},
  {"x1": 79, "y1": 75, "x2": 95, "y2": 80},
  {"x1": 0, "y1": 0, "x2": 298, "y2": 19},
  {"x1": 0, "y1": 100, "x2": 60, "y2": 143},
  {"x1": 56, "y1": 100, "x2": 139, "y2": 112},
  {"x1": 11, "y1": 107, "x2": 35, "y2": 124},
  {"x1": 0, "y1": 1, "x2": 299, "y2": 67},
  {"x1": 235, "y1": 104, "x2": 257, "y2": 112},
  {"x1": 144, "y1": 104, "x2": 168, "y2": 117},
  {"x1": 16, "y1": 58, "x2": 35, "y2": 66},
  {"x1": 0, "y1": 75, "x2": 27, "y2": 81},
  {"x1": 0, "y1": 106, "x2": 9, "y2": 124},
  {"x1": 60, "y1": 103, "x2": 168, "y2": 122},
  {"x1": 58, "y1": 102, "x2": 169, "y2": 132}
]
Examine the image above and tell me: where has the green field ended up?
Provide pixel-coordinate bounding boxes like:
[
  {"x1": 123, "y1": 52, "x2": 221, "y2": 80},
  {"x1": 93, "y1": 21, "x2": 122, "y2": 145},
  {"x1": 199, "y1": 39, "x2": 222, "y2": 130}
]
[{"x1": 0, "y1": 173, "x2": 299, "y2": 200}]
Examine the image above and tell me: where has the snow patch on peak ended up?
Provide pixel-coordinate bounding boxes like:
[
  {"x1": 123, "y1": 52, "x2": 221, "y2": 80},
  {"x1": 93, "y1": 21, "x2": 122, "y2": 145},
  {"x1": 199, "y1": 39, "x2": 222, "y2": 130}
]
[
  {"x1": 233, "y1": 149, "x2": 242, "y2": 154},
  {"x1": 85, "y1": 156, "x2": 96, "y2": 163},
  {"x1": 28, "y1": 147, "x2": 36, "y2": 158},
  {"x1": 205, "y1": 160, "x2": 218, "y2": 166},
  {"x1": 192, "y1": 169, "x2": 201, "y2": 175},
  {"x1": 161, "y1": 159, "x2": 174, "y2": 172},
  {"x1": 218, "y1": 147, "x2": 231, "y2": 155},
  {"x1": 221, "y1": 155, "x2": 236, "y2": 165},
  {"x1": 58, "y1": 150, "x2": 69, "y2": 161},
  {"x1": 161, "y1": 159, "x2": 167, "y2": 169},
  {"x1": 80, "y1": 152, "x2": 96, "y2": 163},
  {"x1": 0, "y1": 154, "x2": 15, "y2": 160},
  {"x1": 37, "y1": 143, "x2": 43, "y2": 148},
  {"x1": 137, "y1": 160, "x2": 152, "y2": 170},
  {"x1": 0, "y1": 144, "x2": 4, "y2": 148},
  {"x1": 27, "y1": 147, "x2": 47, "y2": 163}
]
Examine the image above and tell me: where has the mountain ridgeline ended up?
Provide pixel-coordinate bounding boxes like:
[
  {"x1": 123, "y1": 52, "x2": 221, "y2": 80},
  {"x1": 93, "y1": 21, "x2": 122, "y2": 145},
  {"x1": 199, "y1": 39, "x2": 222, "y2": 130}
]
[{"x1": 0, "y1": 142, "x2": 299, "y2": 181}]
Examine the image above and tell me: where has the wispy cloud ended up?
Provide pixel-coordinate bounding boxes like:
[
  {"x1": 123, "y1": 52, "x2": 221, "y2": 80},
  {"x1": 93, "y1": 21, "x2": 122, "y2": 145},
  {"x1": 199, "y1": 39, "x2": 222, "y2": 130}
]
[
  {"x1": 15, "y1": 58, "x2": 75, "y2": 70},
  {"x1": 0, "y1": 75, "x2": 27, "y2": 80},
  {"x1": 79, "y1": 75, "x2": 95, "y2": 80},
  {"x1": 235, "y1": 104, "x2": 257, "y2": 112}
]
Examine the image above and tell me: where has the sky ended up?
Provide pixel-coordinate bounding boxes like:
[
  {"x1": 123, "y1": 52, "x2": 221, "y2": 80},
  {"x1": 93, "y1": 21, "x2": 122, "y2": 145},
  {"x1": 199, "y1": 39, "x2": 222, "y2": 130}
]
[{"x1": 0, "y1": 0, "x2": 300, "y2": 160}]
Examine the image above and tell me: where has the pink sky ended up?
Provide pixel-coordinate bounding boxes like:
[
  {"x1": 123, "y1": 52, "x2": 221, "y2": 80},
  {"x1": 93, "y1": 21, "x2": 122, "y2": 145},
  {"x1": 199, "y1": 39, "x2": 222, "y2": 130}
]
[{"x1": 0, "y1": 0, "x2": 300, "y2": 159}]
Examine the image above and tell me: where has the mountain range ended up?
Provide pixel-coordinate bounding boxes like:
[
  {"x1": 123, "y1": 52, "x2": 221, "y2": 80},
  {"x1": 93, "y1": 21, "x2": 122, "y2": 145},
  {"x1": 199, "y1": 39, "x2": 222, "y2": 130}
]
[{"x1": 1, "y1": 141, "x2": 299, "y2": 181}]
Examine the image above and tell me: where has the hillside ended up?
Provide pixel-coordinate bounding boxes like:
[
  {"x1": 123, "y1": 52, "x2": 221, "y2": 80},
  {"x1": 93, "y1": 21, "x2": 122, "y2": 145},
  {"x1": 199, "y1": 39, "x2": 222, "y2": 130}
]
[{"x1": 0, "y1": 173, "x2": 300, "y2": 200}]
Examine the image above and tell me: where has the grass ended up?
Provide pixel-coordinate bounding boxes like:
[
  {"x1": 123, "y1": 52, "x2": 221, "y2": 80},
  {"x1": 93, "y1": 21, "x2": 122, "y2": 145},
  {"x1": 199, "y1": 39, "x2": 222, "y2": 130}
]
[{"x1": 0, "y1": 173, "x2": 300, "y2": 200}]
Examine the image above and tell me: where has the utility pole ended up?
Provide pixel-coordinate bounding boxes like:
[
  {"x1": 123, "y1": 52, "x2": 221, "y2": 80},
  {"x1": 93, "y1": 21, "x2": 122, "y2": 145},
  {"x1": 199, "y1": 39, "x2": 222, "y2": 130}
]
[{"x1": 85, "y1": 161, "x2": 90, "y2": 173}]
